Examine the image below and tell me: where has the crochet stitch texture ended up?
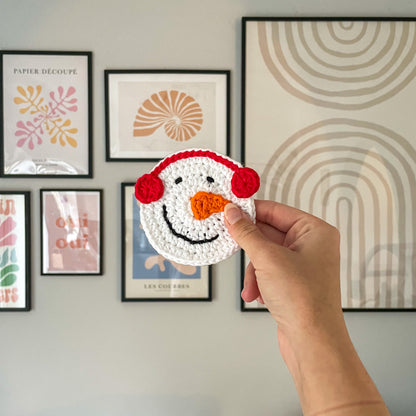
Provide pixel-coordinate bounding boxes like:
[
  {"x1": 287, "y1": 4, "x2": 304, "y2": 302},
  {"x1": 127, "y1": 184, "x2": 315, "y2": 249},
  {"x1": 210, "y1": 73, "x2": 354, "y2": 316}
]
[{"x1": 135, "y1": 149, "x2": 260, "y2": 266}]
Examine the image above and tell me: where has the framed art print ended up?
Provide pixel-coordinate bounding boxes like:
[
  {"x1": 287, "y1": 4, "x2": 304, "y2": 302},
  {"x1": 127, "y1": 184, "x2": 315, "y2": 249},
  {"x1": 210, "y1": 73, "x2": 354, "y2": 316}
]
[
  {"x1": 105, "y1": 70, "x2": 230, "y2": 161},
  {"x1": 242, "y1": 17, "x2": 416, "y2": 311},
  {"x1": 0, "y1": 51, "x2": 92, "y2": 177},
  {"x1": 121, "y1": 183, "x2": 212, "y2": 301},
  {"x1": 0, "y1": 191, "x2": 30, "y2": 311},
  {"x1": 40, "y1": 189, "x2": 102, "y2": 275}
]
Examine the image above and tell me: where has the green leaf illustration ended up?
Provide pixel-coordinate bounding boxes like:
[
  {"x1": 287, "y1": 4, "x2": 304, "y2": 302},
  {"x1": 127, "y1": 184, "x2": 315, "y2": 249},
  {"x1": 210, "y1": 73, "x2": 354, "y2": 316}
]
[
  {"x1": 0, "y1": 264, "x2": 19, "y2": 278},
  {"x1": 0, "y1": 264, "x2": 19, "y2": 287},
  {"x1": 10, "y1": 249, "x2": 17, "y2": 263},
  {"x1": 0, "y1": 274, "x2": 17, "y2": 287}
]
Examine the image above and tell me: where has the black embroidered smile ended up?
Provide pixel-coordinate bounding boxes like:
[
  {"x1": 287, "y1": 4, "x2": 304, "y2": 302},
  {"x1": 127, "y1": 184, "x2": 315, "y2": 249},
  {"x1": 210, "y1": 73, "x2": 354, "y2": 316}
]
[{"x1": 162, "y1": 204, "x2": 219, "y2": 245}]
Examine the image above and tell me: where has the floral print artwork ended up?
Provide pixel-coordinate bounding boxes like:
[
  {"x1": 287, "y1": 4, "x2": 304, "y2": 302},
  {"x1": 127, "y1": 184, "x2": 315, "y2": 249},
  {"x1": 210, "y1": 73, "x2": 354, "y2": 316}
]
[{"x1": 14, "y1": 85, "x2": 79, "y2": 150}]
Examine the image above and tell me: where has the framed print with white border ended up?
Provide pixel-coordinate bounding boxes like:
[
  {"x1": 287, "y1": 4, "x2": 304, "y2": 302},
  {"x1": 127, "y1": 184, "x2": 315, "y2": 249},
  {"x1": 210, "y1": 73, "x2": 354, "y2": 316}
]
[
  {"x1": 0, "y1": 51, "x2": 92, "y2": 177},
  {"x1": 242, "y1": 17, "x2": 416, "y2": 311},
  {"x1": 40, "y1": 189, "x2": 102, "y2": 275},
  {"x1": 0, "y1": 191, "x2": 31, "y2": 311},
  {"x1": 105, "y1": 70, "x2": 230, "y2": 161},
  {"x1": 121, "y1": 183, "x2": 212, "y2": 301}
]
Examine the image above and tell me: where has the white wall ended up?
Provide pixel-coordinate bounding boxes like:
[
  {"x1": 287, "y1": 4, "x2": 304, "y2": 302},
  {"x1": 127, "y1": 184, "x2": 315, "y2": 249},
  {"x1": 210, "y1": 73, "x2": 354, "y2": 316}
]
[{"x1": 1, "y1": 0, "x2": 416, "y2": 415}]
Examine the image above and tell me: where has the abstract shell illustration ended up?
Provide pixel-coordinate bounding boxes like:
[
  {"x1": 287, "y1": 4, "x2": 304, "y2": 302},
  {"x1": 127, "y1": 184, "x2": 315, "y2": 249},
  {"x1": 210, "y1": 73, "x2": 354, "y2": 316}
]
[
  {"x1": 13, "y1": 85, "x2": 79, "y2": 150},
  {"x1": 135, "y1": 149, "x2": 260, "y2": 266},
  {"x1": 133, "y1": 90, "x2": 203, "y2": 142}
]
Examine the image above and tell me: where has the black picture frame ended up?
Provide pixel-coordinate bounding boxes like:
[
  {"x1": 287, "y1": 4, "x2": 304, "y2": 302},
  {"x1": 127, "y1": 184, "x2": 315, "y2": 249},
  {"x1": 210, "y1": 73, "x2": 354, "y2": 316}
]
[
  {"x1": 240, "y1": 252, "x2": 267, "y2": 313},
  {"x1": 242, "y1": 17, "x2": 416, "y2": 312},
  {"x1": 105, "y1": 70, "x2": 230, "y2": 161},
  {"x1": 0, "y1": 50, "x2": 93, "y2": 178},
  {"x1": 0, "y1": 191, "x2": 31, "y2": 311},
  {"x1": 121, "y1": 182, "x2": 212, "y2": 302},
  {"x1": 40, "y1": 189, "x2": 103, "y2": 276}
]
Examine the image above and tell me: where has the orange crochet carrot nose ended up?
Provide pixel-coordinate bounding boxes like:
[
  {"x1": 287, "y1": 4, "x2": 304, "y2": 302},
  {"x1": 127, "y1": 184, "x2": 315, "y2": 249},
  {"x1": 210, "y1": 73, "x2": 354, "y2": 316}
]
[{"x1": 190, "y1": 191, "x2": 230, "y2": 220}]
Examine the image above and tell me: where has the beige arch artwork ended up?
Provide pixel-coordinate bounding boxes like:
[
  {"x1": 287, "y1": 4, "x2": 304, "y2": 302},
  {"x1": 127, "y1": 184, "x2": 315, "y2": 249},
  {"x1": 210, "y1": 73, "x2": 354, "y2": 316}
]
[
  {"x1": 306, "y1": 164, "x2": 395, "y2": 308},
  {"x1": 258, "y1": 118, "x2": 416, "y2": 309},
  {"x1": 257, "y1": 20, "x2": 416, "y2": 109}
]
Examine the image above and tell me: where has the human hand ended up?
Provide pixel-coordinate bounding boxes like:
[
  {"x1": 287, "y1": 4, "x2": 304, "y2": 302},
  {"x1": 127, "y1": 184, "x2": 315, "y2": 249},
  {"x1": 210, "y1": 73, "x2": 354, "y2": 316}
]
[
  {"x1": 224, "y1": 199, "x2": 343, "y2": 336},
  {"x1": 224, "y1": 200, "x2": 390, "y2": 415}
]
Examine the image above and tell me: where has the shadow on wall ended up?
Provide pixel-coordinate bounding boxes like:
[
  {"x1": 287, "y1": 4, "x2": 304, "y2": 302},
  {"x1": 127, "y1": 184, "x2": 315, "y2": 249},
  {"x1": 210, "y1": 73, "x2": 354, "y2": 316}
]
[{"x1": 32, "y1": 394, "x2": 221, "y2": 416}]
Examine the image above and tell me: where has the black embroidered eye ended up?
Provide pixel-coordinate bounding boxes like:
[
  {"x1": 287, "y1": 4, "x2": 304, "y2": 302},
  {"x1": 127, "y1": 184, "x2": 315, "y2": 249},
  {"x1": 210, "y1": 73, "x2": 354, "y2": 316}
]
[
  {"x1": 207, "y1": 176, "x2": 214, "y2": 183},
  {"x1": 175, "y1": 177, "x2": 183, "y2": 184}
]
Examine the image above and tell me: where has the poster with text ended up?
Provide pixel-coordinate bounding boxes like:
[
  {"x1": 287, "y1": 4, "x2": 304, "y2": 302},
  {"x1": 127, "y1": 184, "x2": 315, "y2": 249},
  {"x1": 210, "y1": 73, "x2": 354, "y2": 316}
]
[
  {"x1": 1, "y1": 51, "x2": 92, "y2": 177},
  {"x1": 0, "y1": 192, "x2": 30, "y2": 311},
  {"x1": 41, "y1": 190, "x2": 102, "y2": 275},
  {"x1": 121, "y1": 183, "x2": 211, "y2": 301}
]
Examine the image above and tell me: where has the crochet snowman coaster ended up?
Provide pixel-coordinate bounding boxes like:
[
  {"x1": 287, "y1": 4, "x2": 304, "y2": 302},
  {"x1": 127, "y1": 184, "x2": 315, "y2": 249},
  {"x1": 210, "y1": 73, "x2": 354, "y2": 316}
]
[{"x1": 135, "y1": 149, "x2": 260, "y2": 266}]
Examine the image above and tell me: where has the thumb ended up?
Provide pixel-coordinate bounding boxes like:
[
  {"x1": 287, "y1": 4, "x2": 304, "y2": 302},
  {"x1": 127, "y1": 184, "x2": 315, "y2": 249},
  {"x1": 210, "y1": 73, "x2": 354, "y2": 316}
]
[{"x1": 224, "y1": 203, "x2": 268, "y2": 260}]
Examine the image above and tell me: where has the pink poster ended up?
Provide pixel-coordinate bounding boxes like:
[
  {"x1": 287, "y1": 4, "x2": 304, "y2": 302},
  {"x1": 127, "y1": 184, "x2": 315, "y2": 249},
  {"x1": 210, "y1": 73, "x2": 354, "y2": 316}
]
[
  {"x1": 0, "y1": 192, "x2": 30, "y2": 311},
  {"x1": 41, "y1": 190, "x2": 102, "y2": 275}
]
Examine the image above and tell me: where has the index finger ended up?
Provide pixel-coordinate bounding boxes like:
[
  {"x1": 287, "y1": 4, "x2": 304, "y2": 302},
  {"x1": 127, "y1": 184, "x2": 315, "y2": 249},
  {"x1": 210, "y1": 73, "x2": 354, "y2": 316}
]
[{"x1": 254, "y1": 199, "x2": 310, "y2": 233}]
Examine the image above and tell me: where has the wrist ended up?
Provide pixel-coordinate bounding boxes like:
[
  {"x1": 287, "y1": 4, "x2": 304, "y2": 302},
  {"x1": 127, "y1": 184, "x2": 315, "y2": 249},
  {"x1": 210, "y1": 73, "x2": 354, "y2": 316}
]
[{"x1": 278, "y1": 314, "x2": 387, "y2": 415}]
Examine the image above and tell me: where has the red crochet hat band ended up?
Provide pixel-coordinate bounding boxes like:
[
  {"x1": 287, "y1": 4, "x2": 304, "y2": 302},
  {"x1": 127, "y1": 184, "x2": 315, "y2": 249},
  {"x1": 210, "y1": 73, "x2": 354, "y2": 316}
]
[
  {"x1": 135, "y1": 150, "x2": 260, "y2": 204},
  {"x1": 152, "y1": 149, "x2": 239, "y2": 176}
]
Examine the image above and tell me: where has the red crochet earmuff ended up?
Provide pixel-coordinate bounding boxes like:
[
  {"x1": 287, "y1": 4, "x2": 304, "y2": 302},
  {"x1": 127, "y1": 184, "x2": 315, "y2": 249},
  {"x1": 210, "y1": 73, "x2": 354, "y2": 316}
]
[
  {"x1": 135, "y1": 150, "x2": 260, "y2": 204},
  {"x1": 230, "y1": 167, "x2": 259, "y2": 198},
  {"x1": 135, "y1": 173, "x2": 164, "y2": 204}
]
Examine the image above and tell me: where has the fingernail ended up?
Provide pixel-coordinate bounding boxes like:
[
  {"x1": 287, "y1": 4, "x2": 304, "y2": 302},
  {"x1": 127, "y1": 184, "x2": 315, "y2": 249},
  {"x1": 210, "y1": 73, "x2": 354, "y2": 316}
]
[{"x1": 225, "y1": 203, "x2": 242, "y2": 225}]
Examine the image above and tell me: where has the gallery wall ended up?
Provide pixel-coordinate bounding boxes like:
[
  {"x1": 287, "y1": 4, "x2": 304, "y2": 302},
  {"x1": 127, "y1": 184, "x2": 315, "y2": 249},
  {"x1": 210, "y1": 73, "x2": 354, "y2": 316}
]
[{"x1": 1, "y1": 0, "x2": 416, "y2": 415}]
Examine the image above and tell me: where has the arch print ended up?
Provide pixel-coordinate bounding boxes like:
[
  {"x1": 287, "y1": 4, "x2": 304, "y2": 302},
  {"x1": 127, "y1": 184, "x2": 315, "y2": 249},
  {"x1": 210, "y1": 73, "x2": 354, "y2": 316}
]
[{"x1": 243, "y1": 18, "x2": 416, "y2": 310}]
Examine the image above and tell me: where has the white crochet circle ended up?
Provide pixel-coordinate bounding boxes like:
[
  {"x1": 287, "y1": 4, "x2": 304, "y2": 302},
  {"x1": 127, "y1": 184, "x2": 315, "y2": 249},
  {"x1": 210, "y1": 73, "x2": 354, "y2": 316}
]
[{"x1": 139, "y1": 150, "x2": 256, "y2": 266}]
